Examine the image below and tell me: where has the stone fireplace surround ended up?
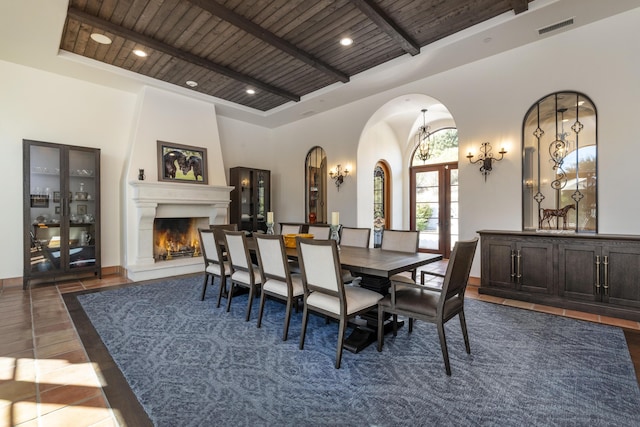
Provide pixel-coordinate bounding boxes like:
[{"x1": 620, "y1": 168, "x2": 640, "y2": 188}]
[{"x1": 127, "y1": 181, "x2": 233, "y2": 281}]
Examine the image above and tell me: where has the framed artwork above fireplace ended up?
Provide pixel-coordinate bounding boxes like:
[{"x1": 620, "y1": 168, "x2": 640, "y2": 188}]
[{"x1": 157, "y1": 141, "x2": 208, "y2": 184}]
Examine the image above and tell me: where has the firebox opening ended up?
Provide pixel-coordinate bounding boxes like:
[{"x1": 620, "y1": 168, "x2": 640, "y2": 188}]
[{"x1": 153, "y1": 218, "x2": 204, "y2": 261}]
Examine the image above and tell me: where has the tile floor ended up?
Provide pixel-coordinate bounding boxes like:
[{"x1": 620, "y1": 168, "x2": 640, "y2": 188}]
[{"x1": 1, "y1": 262, "x2": 639, "y2": 427}]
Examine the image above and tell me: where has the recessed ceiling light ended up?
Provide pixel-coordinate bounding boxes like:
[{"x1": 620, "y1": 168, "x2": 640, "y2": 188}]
[
  {"x1": 246, "y1": 89, "x2": 256, "y2": 95},
  {"x1": 133, "y1": 49, "x2": 147, "y2": 57},
  {"x1": 90, "y1": 33, "x2": 112, "y2": 45},
  {"x1": 340, "y1": 37, "x2": 353, "y2": 46},
  {"x1": 186, "y1": 80, "x2": 198, "y2": 88}
]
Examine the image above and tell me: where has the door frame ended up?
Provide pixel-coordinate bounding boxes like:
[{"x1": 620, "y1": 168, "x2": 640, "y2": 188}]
[{"x1": 410, "y1": 161, "x2": 457, "y2": 258}]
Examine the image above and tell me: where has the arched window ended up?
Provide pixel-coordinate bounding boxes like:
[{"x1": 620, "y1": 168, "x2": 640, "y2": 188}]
[
  {"x1": 305, "y1": 147, "x2": 327, "y2": 224},
  {"x1": 373, "y1": 161, "x2": 390, "y2": 247},
  {"x1": 411, "y1": 128, "x2": 458, "y2": 165},
  {"x1": 522, "y1": 91, "x2": 597, "y2": 232}
]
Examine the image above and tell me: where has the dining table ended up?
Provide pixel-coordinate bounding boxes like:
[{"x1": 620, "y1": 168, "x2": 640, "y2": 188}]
[
  {"x1": 285, "y1": 241, "x2": 443, "y2": 353},
  {"x1": 224, "y1": 235, "x2": 443, "y2": 352}
]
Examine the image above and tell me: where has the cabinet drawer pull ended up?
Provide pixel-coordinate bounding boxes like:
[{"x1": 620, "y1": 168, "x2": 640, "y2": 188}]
[
  {"x1": 594, "y1": 255, "x2": 600, "y2": 293},
  {"x1": 516, "y1": 249, "x2": 522, "y2": 280},
  {"x1": 510, "y1": 250, "x2": 516, "y2": 279},
  {"x1": 603, "y1": 255, "x2": 609, "y2": 296}
]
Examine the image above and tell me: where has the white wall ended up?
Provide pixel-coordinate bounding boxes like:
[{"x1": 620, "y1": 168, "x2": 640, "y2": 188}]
[
  {"x1": 2, "y1": 7, "x2": 639, "y2": 280},
  {"x1": 222, "y1": 8, "x2": 640, "y2": 276},
  {"x1": 0, "y1": 60, "x2": 136, "y2": 279}
]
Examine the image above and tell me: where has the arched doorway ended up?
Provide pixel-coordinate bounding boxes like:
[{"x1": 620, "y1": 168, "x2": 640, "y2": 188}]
[{"x1": 410, "y1": 128, "x2": 458, "y2": 258}]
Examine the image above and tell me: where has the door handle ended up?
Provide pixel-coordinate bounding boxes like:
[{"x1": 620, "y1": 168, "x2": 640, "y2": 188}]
[{"x1": 594, "y1": 255, "x2": 600, "y2": 294}]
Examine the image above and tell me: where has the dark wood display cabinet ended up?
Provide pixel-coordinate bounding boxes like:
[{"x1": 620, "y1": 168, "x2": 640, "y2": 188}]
[
  {"x1": 229, "y1": 167, "x2": 270, "y2": 234},
  {"x1": 23, "y1": 140, "x2": 101, "y2": 289},
  {"x1": 478, "y1": 230, "x2": 640, "y2": 321}
]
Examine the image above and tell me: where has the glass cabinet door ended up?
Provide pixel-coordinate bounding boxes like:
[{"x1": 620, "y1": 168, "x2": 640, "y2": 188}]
[
  {"x1": 68, "y1": 148, "x2": 97, "y2": 269},
  {"x1": 24, "y1": 139, "x2": 101, "y2": 287},
  {"x1": 28, "y1": 144, "x2": 62, "y2": 274}
]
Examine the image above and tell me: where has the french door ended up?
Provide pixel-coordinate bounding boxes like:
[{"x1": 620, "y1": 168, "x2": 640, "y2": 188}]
[{"x1": 410, "y1": 162, "x2": 458, "y2": 258}]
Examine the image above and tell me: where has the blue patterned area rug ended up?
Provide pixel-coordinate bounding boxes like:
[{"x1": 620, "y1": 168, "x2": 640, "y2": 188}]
[{"x1": 74, "y1": 275, "x2": 640, "y2": 426}]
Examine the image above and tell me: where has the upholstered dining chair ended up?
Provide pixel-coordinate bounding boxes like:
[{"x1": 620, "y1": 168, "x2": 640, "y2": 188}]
[
  {"x1": 377, "y1": 238, "x2": 478, "y2": 375},
  {"x1": 281, "y1": 224, "x2": 302, "y2": 235},
  {"x1": 339, "y1": 227, "x2": 371, "y2": 248},
  {"x1": 254, "y1": 234, "x2": 304, "y2": 340},
  {"x1": 223, "y1": 230, "x2": 262, "y2": 321},
  {"x1": 338, "y1": 227, "x2": 371, "y2": 284},
  {"x1": 307, "y1": 225, "x2": 331, "y2": 239},
  {"x1": 296, "y1": 237, "x2": 383, "y2": 369},
  {"x1": 197, "y1": 228, "x2": 230, "y2": 306},
  {"x1": 380, "y1": 229, "x2": 420, "y2": 283}
]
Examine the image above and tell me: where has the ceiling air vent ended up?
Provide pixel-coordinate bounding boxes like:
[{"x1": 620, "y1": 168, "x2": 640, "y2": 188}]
[{"x1": 538, "y1": 18, "x2": 574, "y2": 35}]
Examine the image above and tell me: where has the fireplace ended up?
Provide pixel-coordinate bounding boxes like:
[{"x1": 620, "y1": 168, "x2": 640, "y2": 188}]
[
  {"x1": 154, "y1": 218, "x2": 204, "y2": 261},
  {"x1": 126, "y1": 181, "x2": 233, "y2": 281}
]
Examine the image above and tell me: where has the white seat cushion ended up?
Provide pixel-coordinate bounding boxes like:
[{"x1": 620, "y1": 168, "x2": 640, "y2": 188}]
[
  {"x1": 206, "y1": 262, "x2": 229, "y2": 276},
  {"x1": 307, "y1": 286, "x2": 382, "y2": 315},
  {"x1": 263, "y1": 275, "x2": 304, "y2": 297},
  {"x1": 231, "y1": 268, "x2": 261, "y2": 285}
]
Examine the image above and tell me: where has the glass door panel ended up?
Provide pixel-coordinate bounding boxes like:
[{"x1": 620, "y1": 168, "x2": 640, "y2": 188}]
[
  {"x1": 415, "y1": 170, "x2": 440, "y2": 251},
  {"x1": 29, "y1": 145, "x2": 62, "y2": 273},
  {"x1": 450, "y1": 168, "x2": 459, "y2": 252},
  {"x1": 68, "y1": 149, "x2": 97, "y2": 269}
]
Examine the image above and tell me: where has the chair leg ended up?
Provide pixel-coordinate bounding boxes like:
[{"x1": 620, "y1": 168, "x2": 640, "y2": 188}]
[
  {"x1": 245, "y1": 284, "x2": 255, "y2": 322},
  {"x1": 336, "y1": 317, "x2": 346, "y2": 369},
  {"x1": 282, "y1": 298, "x2": 292, "y2": 341},
  {"x1": 459, "y1": 311, "x2": 471, "y2": 354},
  {"x1": 377, "y1": 307, "x2": 385, "y2": 352},
  {"x1": 200, "y1": 274, "x2": 209, "y2": 301},
  {"x1": 216, "y1": 276, "x2": 226, "y2": 308},
  {"x1": 392, "y1": 314, "x2": 398, "y2": 336},
  {"x1": 257, "y1": 291, "x2": 266, "y2": 329},
  {"x1": 408, "y1": 318, "x2": 414, "y2": 333},
  {"x1": 437, "y1": 322, "x2": 452, "y2": 376},
  {"x1": 299, "y1": 305, "x2": 309, "y2": 350},
  {"x1": 225, "y1": 282, "x2": 235, "y2": 313}
]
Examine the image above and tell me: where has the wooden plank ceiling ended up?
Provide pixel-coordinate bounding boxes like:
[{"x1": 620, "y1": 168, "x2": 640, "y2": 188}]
[{"x1": 61, "y1": 0, "x2": 531, "y2": 111}]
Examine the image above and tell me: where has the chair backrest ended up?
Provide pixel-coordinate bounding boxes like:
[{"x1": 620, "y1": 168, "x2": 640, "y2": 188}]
[
  {"x1": 281, "y1": 224, "x2": 302, "y2": 235},
  {"x1": 254, "y1": 234, "x2": 288, "y2": 282},
  {"x1": 307, "y1": 225, "x2": 331, "y2": 240},
  {"x1": 339, "y1": 227, "x2": 371, "y2": 248},
  {"x1": 210, "y1": 223, "x2": 238, "y2": 232},
  {"x1": 439, "y1": 238, "x2": 479, "y2": 304},
  {"x1": 380, "y1": 229, "x2": 419, "y2": 253},
  {"x1": 297, "y1": 237, "x2": 343, "y2": 298},
  {"x1": 224, "y1": 230, "x2": 252, "y2": 271},
  {"x1": 198, "y1": 228, "x2": 223, "y2": 264}
]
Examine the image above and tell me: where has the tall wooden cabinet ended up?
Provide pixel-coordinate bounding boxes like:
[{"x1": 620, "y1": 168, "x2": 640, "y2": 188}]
[
  {"x1": 229, "y1": 167, "x2": 270, "y2": 233},
  {"x1": 478, "y1": 230, "x2": 640, "y2": 321},
  {"x1": 23, "y1": 140, "x2": 101, "y2": 289}
]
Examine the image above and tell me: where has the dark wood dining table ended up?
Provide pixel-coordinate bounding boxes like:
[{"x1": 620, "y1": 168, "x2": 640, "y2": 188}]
[
  {"x1": 286, "y1": 242, "x2": 443, "y2": 352},
  {"x1": 226, "y1": 236, "x2": 444, "y2": 352}
]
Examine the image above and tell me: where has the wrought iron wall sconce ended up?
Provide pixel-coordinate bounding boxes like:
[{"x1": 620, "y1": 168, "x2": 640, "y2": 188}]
[
  {"x1": 329, "y1": 164, "x2": 349, "y2": 190},
  {"x1": 466, "y1": 142, "x2": 506, "y2": 181}
]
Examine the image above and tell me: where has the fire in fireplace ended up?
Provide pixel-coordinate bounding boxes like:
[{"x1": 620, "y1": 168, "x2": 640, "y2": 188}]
[{"x1": 154, "y1": 218, "x2": 202, "y2": 261}]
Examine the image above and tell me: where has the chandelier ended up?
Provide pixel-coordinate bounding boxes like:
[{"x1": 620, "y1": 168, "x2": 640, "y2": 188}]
[{"x1": 414, "y1": 109, "x2": 432, "y2": 162}]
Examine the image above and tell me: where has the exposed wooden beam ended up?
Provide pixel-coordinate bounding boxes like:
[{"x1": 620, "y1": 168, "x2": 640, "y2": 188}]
[
  {"x1": 186, "y1": 0, "x2": 349, "y2": 84},
  {"x1": 67, "y1": 7, "x2": 300, "y2": 103},
  {"x1": 510, "y1": 0, "x2": 529, "y2": 15},
  {"x1": 350, "y1": 0, "x2": 420, "y2": 56}
]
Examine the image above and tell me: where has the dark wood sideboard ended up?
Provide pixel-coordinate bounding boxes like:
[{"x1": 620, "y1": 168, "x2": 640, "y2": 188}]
[{"x1": 478, "y1": 230, "x2": 640, "y2": 321}]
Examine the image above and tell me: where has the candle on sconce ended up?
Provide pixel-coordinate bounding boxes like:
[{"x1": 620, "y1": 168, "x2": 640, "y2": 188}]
[
  {"x1": 331, "y1": 211, "x2": 339, "y2": 226},
  {"x1": 267, "y1": 211, "x2": 274, "y2": 224}
]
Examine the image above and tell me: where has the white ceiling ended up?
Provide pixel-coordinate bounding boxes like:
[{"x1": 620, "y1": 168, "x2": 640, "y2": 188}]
[{"x1": 2, "y1": 0, "x2": 640, "y2": 129}]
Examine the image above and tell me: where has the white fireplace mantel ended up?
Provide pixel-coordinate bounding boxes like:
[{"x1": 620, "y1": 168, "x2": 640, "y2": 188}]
[{"x1": 126, "y1": 180, "x2": 234, "y2": 281}]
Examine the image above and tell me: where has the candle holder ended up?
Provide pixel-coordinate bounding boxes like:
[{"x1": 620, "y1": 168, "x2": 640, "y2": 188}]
[
  {"x1": 266, "y1": 222, "x2": 274, "y2": 235},
  {"x1": 330, "y1": 224, "x2": 340, "y2": 248}
]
